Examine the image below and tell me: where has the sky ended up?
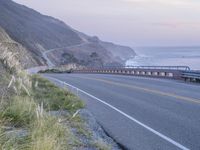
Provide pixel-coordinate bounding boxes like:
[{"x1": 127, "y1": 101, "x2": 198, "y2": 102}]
[{"x1": 13, "y1": 0, "x2": 200, "y2": 47}]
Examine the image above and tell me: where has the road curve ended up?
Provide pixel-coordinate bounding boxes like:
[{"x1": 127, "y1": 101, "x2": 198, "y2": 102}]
[
  {"x1": 42, "y1": 42, "x2": 89, "y2": 67},
  {"x1": 44, "y1": 73, "x2": 200, "y2": 150}
]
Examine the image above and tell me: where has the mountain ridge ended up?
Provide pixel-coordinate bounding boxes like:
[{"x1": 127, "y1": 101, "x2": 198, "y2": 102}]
[{"x1": 0, "y1": 0, "x2": 136, "y2": 67}]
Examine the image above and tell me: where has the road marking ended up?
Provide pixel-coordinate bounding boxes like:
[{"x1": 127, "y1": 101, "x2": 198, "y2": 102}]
[
  {"x1": 48, "y1": 76, "x2": 190, "y2": 150},
  {"x1": 76, "y1": 76, "x2": 200, "y2": 104}
]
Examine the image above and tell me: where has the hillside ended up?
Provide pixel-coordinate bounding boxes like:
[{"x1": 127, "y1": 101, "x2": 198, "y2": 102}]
[
  {"x1": 0, "y1": 27, "x2": 38, "y2": 69},
  {"x1": 0, "y1": 0, "x2": 136, "y2": 67},
  {"x1": 77, "y1": 32, "x2": 136, "y2": 61},
  {"x1": 0, "y1": 27, "x2": 120, "y2": 150}
]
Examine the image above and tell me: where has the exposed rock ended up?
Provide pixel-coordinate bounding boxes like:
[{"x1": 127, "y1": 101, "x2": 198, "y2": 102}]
[
  {"x1": 49, "y1": 110, "x2": 69, "y2": 117},
  {"x1": 0, "y1": 61, "x2": 10, "y2": 99},
  {"x1": 4, "y1": 127, "x2": 28, "y2": 139},
  {"x1": 0, "y1": 27, "x2": 38, "y2": 69}
]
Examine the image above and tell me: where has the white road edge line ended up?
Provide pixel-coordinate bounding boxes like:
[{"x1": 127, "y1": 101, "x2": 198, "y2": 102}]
[{"x1": 47, "y1": 76, "x2": 190, "y2": 150}]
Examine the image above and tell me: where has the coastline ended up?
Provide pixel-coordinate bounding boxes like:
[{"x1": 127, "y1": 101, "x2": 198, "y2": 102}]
[{"x1": 126, "y1": 47, "x2": 200, "y2": 70}]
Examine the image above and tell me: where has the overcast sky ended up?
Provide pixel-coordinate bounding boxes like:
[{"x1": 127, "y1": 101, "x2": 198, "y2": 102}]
[{"x1": 13, "y1": 0, "x2": 200, "y2": 47}]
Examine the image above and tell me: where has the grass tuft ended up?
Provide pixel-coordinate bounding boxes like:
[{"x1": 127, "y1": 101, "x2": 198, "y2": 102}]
[
  {"x1": 0, "y1": 96, "x2": 36, "y2": 127},
  {"x1": 29, "y1": 114, "x2": 73, "y2": 150}
]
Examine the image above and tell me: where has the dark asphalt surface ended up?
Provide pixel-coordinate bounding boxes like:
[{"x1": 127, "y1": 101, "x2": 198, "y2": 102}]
[{"x1": 44, "y1": 73, "x2": 200, "y2": 150}]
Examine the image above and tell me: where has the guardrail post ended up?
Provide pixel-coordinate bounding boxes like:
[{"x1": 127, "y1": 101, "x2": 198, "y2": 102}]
[
  {"x1": 147, "y1": 72, "x2": 151, "y2": 76},
  {"x1": 153, "y1": 72, "x2": 158, "y2": 76}
]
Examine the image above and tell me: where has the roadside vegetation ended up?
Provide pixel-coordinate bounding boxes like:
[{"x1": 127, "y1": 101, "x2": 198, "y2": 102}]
[
  {"x1": 0, "y1": 73, "x2": 82, "y2": 149},
  {"x1": 0, "y1": 50, "x2": 114, "y2": 150}
]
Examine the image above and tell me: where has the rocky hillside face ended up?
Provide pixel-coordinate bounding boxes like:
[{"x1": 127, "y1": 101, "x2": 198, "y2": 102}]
[
  {"x1": 0, "y1": 0, "x2": 136, "y2": 67},
  {"x1": 0, "y1": 27, "x2": 38, "y2": 69},
  {"x1": 0, "y1": 26, "x2": 11, "y2": 42}
]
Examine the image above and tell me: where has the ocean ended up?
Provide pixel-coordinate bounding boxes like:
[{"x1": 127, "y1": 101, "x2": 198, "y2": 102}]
[{"x1": 126, "y1": 47, "x2": 200, "y2": 70}]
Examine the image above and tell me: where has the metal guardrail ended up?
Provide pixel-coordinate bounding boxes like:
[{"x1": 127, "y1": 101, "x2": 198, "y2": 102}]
[
  {"x1": 182, "y1": 71, "x2": 200, "y2": 82},
  {"x1": 125, "y1": 66, "x2": 191, "y2": 71},
  {"x1": 73, "y1": 66, "x2": 190, "y2": 80},
  {"x1": 73, "y1": 65, "x2": 199, "y2": 82},
  {"x1": 91, "y1": 66, "x2": 191, "y2": 71}
]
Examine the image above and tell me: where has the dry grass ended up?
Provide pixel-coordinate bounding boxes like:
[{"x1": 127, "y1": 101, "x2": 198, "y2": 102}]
[
  {"x1": 0, "y1": 96, "x2": 36, "y2": 127},
  {"x1": 0, "y1": 73, "x2": 84, "y2": 149},
  {"x1": 0, "y1": 48, "x2": 21, "y2": 73},
  {"x1": 29, "y1": 112, "x2": 74, "y2": 150}
]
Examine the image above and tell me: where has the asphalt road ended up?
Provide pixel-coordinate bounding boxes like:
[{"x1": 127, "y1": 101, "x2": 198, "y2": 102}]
[{"x1": 44, "y1": 73, "x2": 200, "y2": 150}]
